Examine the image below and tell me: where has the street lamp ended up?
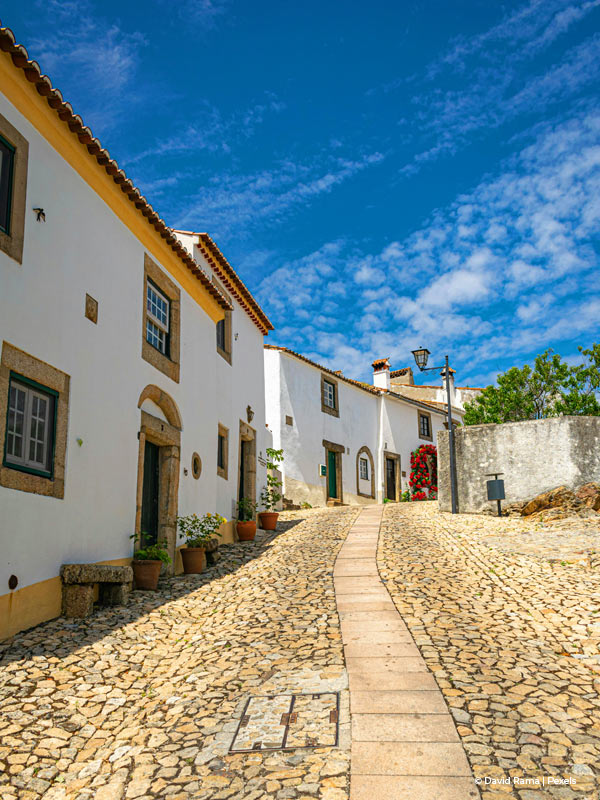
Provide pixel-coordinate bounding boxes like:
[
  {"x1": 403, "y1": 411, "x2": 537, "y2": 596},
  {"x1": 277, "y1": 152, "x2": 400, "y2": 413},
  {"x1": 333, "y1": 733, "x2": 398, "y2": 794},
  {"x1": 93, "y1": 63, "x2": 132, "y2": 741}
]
[{"x1": 411, "y1": 347, "x2": 458, "y2": 514}]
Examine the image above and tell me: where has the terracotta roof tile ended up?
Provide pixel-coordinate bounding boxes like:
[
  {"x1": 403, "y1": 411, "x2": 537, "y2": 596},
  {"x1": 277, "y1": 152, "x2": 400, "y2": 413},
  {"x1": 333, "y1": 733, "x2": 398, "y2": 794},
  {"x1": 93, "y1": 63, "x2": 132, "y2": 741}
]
[
  {"x1": 0, "y1": 23, "x2": 232, "y2": 313},
  {"x1": 175, "y1": 231, "x2": 273, "y2": 335}
]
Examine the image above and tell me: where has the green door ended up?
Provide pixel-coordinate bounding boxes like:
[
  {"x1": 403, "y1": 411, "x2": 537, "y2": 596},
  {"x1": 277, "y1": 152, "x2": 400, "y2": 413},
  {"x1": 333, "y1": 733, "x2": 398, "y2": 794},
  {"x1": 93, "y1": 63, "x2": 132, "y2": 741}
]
[{"x1": 327, "y1": 450, "x2": 337, "y2": 499}]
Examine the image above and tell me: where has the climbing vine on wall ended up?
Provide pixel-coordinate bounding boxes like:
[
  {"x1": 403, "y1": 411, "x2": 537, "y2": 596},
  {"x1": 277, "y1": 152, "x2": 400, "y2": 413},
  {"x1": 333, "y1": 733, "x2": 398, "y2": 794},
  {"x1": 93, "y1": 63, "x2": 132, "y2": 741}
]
[{"x1": 409, "y1": 444, "x2": 438, "y2": 500}]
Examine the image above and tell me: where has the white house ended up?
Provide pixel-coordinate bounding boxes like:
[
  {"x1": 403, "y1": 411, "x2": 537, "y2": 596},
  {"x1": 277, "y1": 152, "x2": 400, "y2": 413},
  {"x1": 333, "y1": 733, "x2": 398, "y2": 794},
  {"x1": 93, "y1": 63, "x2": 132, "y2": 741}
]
[
  {"x1": 0, "y1": 26, "x2": 273, "y2": 640},
  {"x1": 265, "y1": 347, "x2": 457, "y2": 507}
]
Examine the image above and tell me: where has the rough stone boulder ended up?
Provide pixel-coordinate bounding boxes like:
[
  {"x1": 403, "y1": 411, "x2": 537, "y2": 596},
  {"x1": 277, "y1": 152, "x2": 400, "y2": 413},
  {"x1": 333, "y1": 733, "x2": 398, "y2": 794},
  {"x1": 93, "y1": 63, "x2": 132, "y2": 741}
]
[
  {"x1": 521, "y1": 486, "x2": 579, "y2": 516},
  {"x1": 575, "y1": 482, "x2": 600, "y2": 511}
]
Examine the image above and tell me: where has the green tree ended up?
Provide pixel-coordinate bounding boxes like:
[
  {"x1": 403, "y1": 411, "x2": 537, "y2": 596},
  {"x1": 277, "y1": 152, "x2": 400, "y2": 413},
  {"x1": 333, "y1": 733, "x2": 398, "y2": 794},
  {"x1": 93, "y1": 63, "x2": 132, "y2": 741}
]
[{"x1": 463, "y1": 346, "x2": 600, "y2": 425}]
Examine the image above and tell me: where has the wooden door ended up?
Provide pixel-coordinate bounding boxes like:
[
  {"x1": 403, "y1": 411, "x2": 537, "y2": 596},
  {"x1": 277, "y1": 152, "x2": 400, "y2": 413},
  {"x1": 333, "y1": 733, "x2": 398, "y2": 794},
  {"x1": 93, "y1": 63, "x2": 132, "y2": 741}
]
[
  {"x1": 385, "y1": 457, "x2": 396, "y2": 501},
  {"x1": 327, "y1": 450, "x2": 338, "y2": 499}
]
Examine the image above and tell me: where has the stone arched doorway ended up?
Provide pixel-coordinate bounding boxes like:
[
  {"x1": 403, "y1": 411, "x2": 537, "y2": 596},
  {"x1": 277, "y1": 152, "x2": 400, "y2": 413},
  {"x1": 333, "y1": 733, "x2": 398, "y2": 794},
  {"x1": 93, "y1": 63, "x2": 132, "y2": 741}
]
[
  {"x1": 356, "y1": 445, "x2": 375, "y2": 500},
  {"x1": 135, "y1": 385, "x2": 182, "y2": 573}
]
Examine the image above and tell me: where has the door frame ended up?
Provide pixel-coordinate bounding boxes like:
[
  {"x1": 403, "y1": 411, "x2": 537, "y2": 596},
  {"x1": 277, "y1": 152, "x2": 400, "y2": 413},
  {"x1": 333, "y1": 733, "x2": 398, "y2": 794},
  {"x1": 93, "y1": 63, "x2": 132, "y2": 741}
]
[
  {"x1": 323, "y1": 439, "x2": 345, "y2": 504},
  {"x1": 135, "y1": 410, "x2": 181, "y2": 573},
  {"x1": 237, "y1": 420, "x2": 257, "y2": 511},
  {"x1": 383, "y1": 450, "x2": 401, "y2": 502}
]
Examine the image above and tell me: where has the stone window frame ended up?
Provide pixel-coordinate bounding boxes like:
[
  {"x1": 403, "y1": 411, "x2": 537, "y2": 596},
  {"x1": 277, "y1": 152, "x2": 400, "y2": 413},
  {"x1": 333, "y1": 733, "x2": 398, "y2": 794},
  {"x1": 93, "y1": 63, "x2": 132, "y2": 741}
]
[
  {"x1": 321, "y1": 374, "x2": 339, "y2": 417},
  {"x1": 0, "y1": 112, "x2": 28, "y2": 265},
  {"x1": 356, "y1": 445, "x2": 375, "y2": 499},
  {"x1": 217, "y1": 423, "x2": 229, "y2": 480},
  {"x1": 212, "y1": 276, "x2": 232, "y2": 365},
  {"x1": 141, "y1": 253, "x2": 181, "y2": 383},
  {"x1": 323, "y1": 438, "x2": 344, "y2": 503},
  {"x1": 0, "y1": 341, "x2": 70, "y2": 499},
  {"x1": 418, "y1": 410, "x2": 433, "y2": 441}
]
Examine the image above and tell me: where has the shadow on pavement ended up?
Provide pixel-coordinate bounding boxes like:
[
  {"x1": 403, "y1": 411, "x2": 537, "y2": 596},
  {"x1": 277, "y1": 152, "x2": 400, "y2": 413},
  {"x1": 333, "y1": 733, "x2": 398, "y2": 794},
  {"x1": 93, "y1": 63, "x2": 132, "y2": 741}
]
[{"x1": 0, "y1": 518, "x2": 304, "y2": 666}]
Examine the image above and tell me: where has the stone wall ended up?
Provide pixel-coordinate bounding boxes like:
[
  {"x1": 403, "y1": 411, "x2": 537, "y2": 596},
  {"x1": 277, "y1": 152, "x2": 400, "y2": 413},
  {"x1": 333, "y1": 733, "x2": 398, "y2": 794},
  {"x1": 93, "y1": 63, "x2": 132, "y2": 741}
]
[{"x1": 438, "y1": 416, "x2": 600, "y2": 513}]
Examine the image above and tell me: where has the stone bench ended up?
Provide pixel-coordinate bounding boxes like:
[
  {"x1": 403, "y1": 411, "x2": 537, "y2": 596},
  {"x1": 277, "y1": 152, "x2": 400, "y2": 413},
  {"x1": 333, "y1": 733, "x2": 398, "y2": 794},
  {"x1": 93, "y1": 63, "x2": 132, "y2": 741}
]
[{"x1": 60, "y1": 564, "x2": 133, "y2": 618}]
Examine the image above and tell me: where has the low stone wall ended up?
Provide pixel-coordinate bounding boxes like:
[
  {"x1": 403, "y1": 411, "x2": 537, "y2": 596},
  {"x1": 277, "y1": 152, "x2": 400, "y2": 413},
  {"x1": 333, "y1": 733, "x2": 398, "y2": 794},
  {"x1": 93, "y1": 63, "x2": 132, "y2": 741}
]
[{"x1": 438, "y1": 416, "x2": 600, "y2": 513}]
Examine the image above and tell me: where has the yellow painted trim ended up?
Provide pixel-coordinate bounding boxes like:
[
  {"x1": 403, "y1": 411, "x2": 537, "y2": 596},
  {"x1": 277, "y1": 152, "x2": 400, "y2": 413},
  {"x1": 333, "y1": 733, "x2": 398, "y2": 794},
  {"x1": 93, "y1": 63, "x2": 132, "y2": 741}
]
[
  {"x1": 0, "y1": 556, "x2": 133, "y2": 641},
  {"x1": 0, "y1": 52, "x2": 224, "y2": 324}
]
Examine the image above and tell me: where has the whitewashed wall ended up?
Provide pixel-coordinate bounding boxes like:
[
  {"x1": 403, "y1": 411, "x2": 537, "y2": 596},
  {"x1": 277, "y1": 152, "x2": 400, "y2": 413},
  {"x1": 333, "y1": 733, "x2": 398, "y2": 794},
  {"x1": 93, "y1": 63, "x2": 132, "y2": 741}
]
[
  {"x1": 0, "y1": 91, "x2": 266, "y2": 605},
  {"x1": 380, "y1": 395, "x2": 447, "y2": 496},
  {"x1": 265, "y1": 349, "x2": 448, "y2": 506},
  {"x1": 265, "y1": 350, "x2": 380, "y2": 506}
]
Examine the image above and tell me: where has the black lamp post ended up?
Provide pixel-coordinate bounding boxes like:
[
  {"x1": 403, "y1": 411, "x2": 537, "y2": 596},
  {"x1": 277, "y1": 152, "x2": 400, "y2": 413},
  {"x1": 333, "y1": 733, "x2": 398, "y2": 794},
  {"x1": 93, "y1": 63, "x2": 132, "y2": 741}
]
[{"x1": 411, "y1": 347, "x2": 458, "y2": 514}]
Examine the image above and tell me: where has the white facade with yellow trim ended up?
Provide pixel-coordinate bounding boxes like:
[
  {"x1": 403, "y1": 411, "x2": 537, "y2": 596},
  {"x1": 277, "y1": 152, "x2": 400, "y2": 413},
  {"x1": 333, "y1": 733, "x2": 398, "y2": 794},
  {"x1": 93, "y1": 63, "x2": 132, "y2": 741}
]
[{"x1": 0, "y1": 47, "x2": 271, "y2": 640}]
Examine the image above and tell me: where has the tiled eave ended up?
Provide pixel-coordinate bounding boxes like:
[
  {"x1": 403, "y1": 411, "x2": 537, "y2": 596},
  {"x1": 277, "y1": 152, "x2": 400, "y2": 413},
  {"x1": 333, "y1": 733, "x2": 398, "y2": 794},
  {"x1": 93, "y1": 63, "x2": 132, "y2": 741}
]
[
  {"x1": 0, "y1": 23, "x2": 232, "y2": 314},
  {"x1": 177, "y1": 231, "x2": 273, "y2": 335}
]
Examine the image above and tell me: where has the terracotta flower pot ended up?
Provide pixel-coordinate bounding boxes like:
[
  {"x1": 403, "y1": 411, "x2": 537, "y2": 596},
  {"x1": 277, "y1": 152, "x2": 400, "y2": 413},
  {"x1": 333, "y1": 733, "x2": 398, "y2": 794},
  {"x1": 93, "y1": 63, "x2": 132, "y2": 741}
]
[
  {"x1": 236, "y1": 520, "x2": 257, "y2": 541},
  {"x1": 181, "y1": 546, "x2": 205, "y2": 574},
  {"x1": 132, "y1": 560, "x2": 162, "y2": 590},
  {"x1": 258, "y1": 511, "x2": 279, "y2": 531}
]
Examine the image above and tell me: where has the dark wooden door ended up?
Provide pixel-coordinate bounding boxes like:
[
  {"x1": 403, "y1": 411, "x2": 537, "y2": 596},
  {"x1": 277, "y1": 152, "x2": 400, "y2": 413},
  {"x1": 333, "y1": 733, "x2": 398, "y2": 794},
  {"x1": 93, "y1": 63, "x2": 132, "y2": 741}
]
[
  {"x1": 327, "y1": 450, "x2": 337, "y2": 499},
  {"x1": 385, "y1": 457, "x2": 396, "y2": 501},
  {"x1": 141, "y1": 441, "x2": 159, "y2": 544},
  {"x1": 239, "y1": 439, "x2": 248, "y2": 503}
]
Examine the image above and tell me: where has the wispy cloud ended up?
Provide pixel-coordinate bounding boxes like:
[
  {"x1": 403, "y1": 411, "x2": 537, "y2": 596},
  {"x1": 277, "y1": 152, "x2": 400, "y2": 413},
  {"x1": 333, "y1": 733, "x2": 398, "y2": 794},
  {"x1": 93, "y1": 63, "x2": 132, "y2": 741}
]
[
  {"x1": 174, "y1": 152, "x2": 385, "y2": 236},
  {"x1": 262, "y1": 108, "x2": 600, "y2": 383},
  {"x1": 28, "y1": 0, "x2": 147, "y2": 133}
]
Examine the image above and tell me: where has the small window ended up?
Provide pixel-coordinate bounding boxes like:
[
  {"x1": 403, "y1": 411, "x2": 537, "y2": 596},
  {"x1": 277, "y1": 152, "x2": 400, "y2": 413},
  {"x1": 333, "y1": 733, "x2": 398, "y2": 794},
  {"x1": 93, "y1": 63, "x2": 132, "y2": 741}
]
[
  {"x1": 216, "y1": 319, "x2": 226, "y2": 351},
  {"x1": 4, "y1": 376, "x2": 56, "y2": 477},
  {"x1": 217, "y1": 424, "x2": 228, "y2": 479},
  {"x1": 285, "y1": 415, "x2": 293, "y2": 426},
  {"x1": 323, "y1": 380, "x2": 336, "y2": 409},
  {"x1": 146, "y1": 281, "x2": 170, "y2": 355},
  {"x1": 0, "y1": 135, "x2": 15, "y2": 235},
  {"x1": 419, "y1": 413, "x2": 431, "y2": 439},
  {"x1": 359, "y1": 457, "x2": 369, "y2": 480}
]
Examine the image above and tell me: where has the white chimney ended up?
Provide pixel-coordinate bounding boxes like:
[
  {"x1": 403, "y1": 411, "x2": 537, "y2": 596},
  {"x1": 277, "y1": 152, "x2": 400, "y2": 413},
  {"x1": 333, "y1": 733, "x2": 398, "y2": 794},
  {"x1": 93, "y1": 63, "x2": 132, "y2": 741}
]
[
  {"x1": 440, "y1": 366, "x2": 456, "y2": 406},
  {"x1": 372, "y1": 358, "x2": 391, "y2": 390}
]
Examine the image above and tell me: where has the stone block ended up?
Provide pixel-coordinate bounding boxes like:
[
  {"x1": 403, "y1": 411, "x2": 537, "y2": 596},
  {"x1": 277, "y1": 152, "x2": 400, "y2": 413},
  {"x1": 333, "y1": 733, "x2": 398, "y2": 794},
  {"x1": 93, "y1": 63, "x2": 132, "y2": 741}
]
[
  {"x1": 62, "y1": 584, "x2": 94, "y2": 618},
  {"x1": 100, "y1": 583, "x2": 129, "y2": 606},
  {"x1": 60, "y1": 564, "x2": 133, "y2": 584}
]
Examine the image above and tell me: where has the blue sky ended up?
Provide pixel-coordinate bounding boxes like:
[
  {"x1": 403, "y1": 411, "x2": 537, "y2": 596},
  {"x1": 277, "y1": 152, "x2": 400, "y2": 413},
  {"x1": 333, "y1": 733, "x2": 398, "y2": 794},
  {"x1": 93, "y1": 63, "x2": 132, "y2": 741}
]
[{"x1": 4, "y1": 0, "x2": 600, "y2": 386}]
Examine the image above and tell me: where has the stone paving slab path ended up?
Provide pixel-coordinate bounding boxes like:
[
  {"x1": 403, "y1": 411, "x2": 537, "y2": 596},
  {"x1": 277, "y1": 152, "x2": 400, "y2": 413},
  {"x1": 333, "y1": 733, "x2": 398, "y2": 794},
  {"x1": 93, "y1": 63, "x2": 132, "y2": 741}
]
[{"x1": 334, "y1": 505, "x2": 480, "y2": 800}]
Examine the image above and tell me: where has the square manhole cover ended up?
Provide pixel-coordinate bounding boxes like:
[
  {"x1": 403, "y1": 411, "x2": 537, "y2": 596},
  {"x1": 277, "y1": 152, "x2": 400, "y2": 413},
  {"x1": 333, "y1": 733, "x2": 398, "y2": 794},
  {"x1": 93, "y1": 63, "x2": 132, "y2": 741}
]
[{"x1": 229, "y1": 692, "x2": 339, "y2": 752}]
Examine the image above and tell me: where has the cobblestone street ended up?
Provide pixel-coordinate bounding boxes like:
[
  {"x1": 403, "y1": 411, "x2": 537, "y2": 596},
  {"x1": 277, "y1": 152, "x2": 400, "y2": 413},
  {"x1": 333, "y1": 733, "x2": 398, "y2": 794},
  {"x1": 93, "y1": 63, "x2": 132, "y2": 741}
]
[
  {"x1": 379, "y1": 503, "x2": 600, "y2": 800},
  {"x1": 0, "y1": 508, "x2": 359, "y2": 800},
  {"x1": 2, "y1": 503, "x2": 599, "y2": 800}
]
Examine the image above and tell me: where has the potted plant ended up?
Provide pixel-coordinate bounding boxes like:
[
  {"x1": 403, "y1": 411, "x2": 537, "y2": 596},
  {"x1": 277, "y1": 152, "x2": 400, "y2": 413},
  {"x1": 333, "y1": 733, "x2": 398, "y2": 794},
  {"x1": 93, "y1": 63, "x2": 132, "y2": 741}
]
[
  {"x1": 258, "y1": 448, "x2": 284, "y2": 531},
  {"x1": 236, "y1": 497, "x2": 259, "y2": 541},
  {"x1": 177, "y1": 512, "x2": 225, "y2": 574},
  {"x1": 130, "y1": 533, "x2": 171, "y2": 590}
]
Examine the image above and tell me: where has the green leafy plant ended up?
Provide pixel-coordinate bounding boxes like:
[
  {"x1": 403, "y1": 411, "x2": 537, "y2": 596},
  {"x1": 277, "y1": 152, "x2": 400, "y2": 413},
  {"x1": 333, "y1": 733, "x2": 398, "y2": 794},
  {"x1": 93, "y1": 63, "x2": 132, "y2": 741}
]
[
  {"x1": 383, "y1": 497, "x2": 391, "y2": 503},
  {"x1": 177, "y1": 512, "x2": 225, "y2": 547},
  {"x1": 130, "y1": 532, "x2": 171, "y2": 564},
  {"x1": 260, "y1": 447, "x2": 284, "y2": 511},
  {"x1": 237, "y1": 497, "x2": 259, "y2": 521},
  {"x1": 401, "y1": 490, "x2": 411, "y2": 502},
  {"x1": 300, "y1": 501, "x2": 312, "y2": 509},
  {"x1": 463, "y1": 344, "x2": 600, "y2": 425}
]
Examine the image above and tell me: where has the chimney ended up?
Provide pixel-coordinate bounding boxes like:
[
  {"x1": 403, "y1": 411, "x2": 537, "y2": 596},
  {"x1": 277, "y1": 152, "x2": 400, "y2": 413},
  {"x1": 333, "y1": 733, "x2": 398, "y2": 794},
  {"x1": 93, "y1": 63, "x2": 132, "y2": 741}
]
[
  {"x1": 390, "y1": 367, "x2": 414, "y2": 386},
  {"x1": 372, "y1": 357, "x2": 391, "y2": 390},
  {"x1": 441, "y1": 366, "x2": 456, "y2": 406}
]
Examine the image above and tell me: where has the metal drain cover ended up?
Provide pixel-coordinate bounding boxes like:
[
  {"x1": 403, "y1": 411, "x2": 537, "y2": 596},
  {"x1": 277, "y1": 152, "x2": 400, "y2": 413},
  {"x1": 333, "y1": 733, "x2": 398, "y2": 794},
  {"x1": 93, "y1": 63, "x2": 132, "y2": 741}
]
[{"x1": 229, "y1": 692, "x2": 339, "y2": 752}]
